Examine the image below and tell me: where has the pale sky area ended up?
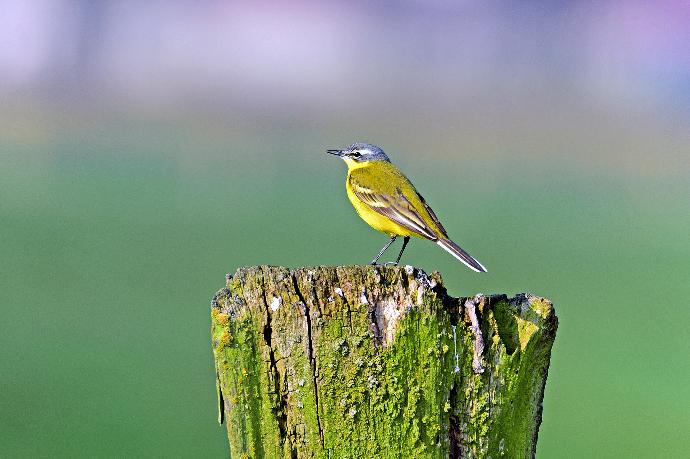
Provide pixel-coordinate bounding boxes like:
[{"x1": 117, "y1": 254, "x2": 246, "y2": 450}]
[{"x1": 1, "y1": 0, "x2": 688, "y2": 113}]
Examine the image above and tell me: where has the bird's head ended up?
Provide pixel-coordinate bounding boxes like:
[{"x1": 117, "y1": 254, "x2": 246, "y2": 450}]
[{"x1": 326, "y1": 143, "x2": 390, "y2": 165}]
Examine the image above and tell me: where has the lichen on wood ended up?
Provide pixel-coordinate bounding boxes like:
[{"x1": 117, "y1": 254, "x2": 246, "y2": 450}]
[{"x1": 211, "y1": 265, "x2": 557, "y2": 458}]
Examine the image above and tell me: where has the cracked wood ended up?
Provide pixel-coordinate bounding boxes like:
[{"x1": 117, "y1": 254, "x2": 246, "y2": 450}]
[{"x1": 211, "y1": 265, "x2": 558, "y2": 458}]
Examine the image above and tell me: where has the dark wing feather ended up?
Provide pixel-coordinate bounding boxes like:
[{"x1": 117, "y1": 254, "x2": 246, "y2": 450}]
[{"x1": 417, "y1": 193, "x2": 448, "y2": 237}]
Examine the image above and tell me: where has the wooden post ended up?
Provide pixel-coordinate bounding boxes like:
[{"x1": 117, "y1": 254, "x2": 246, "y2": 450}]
[{"x1": 211, "y1": 265, "x2": 557, "y2": 458}]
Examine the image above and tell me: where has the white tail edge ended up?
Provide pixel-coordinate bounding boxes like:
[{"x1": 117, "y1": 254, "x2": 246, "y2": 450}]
[{"x1": 436, "y1": 239, "x2": 487, "y2": 273}]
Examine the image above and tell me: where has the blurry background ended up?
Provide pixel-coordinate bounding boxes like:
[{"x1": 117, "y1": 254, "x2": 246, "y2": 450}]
[{"x1": 1, "y1": 0, "x2": 689, "y2": 457}]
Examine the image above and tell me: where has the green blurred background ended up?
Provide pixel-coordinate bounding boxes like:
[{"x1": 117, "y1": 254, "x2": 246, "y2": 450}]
[{"x1": 1, "y1": 1, "x2": 689, "y2": 457}]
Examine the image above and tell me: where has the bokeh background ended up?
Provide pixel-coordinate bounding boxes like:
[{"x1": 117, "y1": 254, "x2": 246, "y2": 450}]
[{"x1": 2, "y1": 1, "x2": 689, "y2": 457}]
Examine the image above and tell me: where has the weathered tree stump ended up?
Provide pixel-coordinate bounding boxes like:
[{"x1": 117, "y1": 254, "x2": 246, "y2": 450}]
[{"x1": 211, "y1": 266, "x2": 557, "y2": 458}]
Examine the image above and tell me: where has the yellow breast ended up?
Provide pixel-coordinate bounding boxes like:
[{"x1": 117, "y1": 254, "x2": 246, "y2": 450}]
[{"x1": 344, "y1": 159, "x2": 419, "y2": 238}]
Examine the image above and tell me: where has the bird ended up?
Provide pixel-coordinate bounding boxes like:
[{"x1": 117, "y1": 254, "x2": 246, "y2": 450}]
[{"x1": 326, "y1": 142, "x2": 487, "y2": 272}]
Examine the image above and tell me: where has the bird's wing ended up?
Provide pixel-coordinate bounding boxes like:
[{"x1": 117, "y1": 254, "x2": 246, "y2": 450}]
[
  {"x1": 417, "y1": 193, "x2": 448, "y2": 238},
  {"x1": 349, "y1": 173, "x2": 438, "y2": 240}
]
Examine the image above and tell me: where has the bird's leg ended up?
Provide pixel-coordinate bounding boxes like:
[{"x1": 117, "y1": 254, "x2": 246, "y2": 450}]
[
  {"x1": 371, "y1": 235, "x2": 397, "y2": 265},
  {"x1": 383, "y1": 236, "x2": 410, "y2": 267},
  {"x1": 393, "y1": 236, "x2": 410, "y2": 265}
]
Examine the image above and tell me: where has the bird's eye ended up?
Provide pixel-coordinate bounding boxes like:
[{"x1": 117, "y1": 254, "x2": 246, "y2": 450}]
[{"x1": 351, "y1": 151, "x2": 361, "y2": 157}]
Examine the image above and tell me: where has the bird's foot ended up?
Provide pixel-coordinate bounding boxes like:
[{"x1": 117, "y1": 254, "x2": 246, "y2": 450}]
[
  {"x1": 383, "y1": 261, "x2": 399, "y2": 267},
  {"x1": 369, "y1": 261, "x2": 399, "y2": 267}
]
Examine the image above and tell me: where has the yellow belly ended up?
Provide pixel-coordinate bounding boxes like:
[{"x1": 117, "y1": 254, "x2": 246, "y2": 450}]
[{"x1": 346, "y1": 184, "x2": 417, "y2": 237}]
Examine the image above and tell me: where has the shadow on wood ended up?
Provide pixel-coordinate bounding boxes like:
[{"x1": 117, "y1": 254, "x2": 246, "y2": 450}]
[{"x1": 211, "y1": 265, "x2": 557, "y2": 458}]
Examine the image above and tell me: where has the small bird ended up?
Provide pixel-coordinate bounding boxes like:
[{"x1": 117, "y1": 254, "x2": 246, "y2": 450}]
[{"x1": 327, "y1": 143, "x2": 487, "y2": 272}]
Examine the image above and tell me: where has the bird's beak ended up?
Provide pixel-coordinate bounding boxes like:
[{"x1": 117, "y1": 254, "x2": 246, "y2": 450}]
[{"x1": 326, "y1": 149, "x2": 344, "y2": 157}]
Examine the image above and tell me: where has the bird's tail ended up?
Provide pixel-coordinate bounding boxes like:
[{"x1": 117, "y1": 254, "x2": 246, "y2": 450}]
[{"x1": 436, "y1": 238, "x2": 487, "y2": 273}]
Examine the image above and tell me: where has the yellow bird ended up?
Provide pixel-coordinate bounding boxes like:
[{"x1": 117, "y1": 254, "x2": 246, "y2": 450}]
[{"x1": 327, "y1": 142, "x2": 487, "y2": 272}]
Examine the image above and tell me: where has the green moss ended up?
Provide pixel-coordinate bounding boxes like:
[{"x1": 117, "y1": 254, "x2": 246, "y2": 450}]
[
  {"x1": 311, "y1": 299, "x2": 454, "y2": 457},
  {"x1": 212, "y1": 267, "x2": 557, "y2": 458}
]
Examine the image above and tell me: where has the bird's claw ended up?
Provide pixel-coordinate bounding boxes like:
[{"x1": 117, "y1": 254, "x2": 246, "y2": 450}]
[{"x1": 370, "y1": 261, "x2": 399, "y2": 267}]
